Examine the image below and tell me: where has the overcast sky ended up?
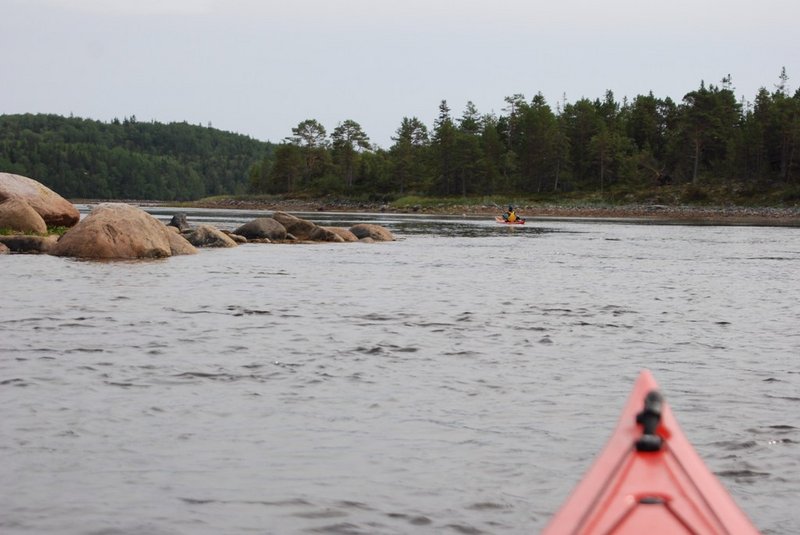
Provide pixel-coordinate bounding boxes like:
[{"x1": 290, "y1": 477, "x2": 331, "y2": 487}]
[{"x1": 2, "y1": 0, "x2": 798, "y2": 148}]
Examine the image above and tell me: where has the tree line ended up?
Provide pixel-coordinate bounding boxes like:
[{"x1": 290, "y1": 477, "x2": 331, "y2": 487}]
[
  {"x1": 1, "y1": 70, "x2": 798, "y2": 203},
  {"x1": 251, "y1": 70, "x2": 799, "y2": 202},
  {"x1": 0, "y1": 113, "x2": 272, "y2": 200}
]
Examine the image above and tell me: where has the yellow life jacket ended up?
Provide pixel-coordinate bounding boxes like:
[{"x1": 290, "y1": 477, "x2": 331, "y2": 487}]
[{"x1": 507, "y1": 211, "x2": 517, "y2": 222}]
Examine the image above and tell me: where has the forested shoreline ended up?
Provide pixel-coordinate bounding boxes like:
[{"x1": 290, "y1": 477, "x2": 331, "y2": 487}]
[
  {"x1": 0, "y1": 114, "x2": 272, "y2": 200},
  {"x1": 2, "y1": 70, "x2": 798, "y2": 205}
]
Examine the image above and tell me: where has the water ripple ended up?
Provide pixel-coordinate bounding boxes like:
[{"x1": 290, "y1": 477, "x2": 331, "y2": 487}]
[{"x1": 2, "y1": 215, "x2": 799, "y2": 534}]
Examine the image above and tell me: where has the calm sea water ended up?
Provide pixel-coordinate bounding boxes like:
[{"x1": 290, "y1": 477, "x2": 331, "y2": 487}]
[{"x1": 2, "y1": 209, "x2": 799, "y2": 534}]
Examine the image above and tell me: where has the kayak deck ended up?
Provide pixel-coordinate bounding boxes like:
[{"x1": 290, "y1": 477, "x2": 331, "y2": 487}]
[{"x1": 542, "y1": 370, "x2": 760, "y2": 534}]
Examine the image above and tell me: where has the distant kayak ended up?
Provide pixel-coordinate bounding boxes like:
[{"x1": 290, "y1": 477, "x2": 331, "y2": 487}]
[
  {"x1": 542, "y1": 370, "x2": 760, "y2": 535},
  {"x1": 495, "y1": 216, "x2": 525, "y2": 225}
]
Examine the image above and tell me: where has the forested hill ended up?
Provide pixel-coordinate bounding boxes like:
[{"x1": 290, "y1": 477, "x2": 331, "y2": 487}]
[{"x1": 0, "y1": 114, "x2": 273, "y2": 200}]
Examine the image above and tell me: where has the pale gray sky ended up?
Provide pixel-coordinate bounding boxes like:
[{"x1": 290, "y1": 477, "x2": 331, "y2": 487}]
[{"x1": 2, "y1": 0, "x2": 798, "y2": 147}]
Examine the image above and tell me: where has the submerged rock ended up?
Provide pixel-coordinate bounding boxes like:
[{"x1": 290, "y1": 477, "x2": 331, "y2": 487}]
[
  {"x1": 167, "y1": 213, "x2": 191, "y2": 231},
  {"x1": 0, "y1": 234, "x2": 58, "y2": 254},
  {"x1": 271, "y1": 211, "x2": 301, "y2": 228},
  {"x1": 221, "y1": 230, "x2": 248, "y2": 244},
  {"x1": 324, "y1": 227, "x2": 358, "y2": 242},
  {"x1": 165, "y1": 230, "x2": 198, "y2": 256},
  {"x1": 308, "y1": 226, "x2": 345, "y2": 242},
  {"x1": 234, "y1": 218, "x2": 287, "y2": 241},
  {"x1": 349, "y1": 223, "x2": 395, "y2": 241},
  {"x1": 284, "y1": 218, "x2": 318, "y2": 240},
  {"x1": 272, "y1": 211, "x2": 324, "y2": 241},
  {"x1": 271, "y1": 211, "x2": 320, "y2": 240},
  {"x1": 184, "y1": 224, "x2": 238, "y2": 248}
]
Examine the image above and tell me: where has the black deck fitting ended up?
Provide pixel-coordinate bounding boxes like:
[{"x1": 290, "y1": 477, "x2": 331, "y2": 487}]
[{"x1": 635, "y1": 390, "x2": 664, "y2": 452}]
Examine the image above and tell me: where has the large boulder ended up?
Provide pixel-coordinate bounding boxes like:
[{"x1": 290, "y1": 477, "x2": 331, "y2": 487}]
[
  {"x1": 0, "y1": 198, "x2": 47, "y2": 234},
  {"x1": 349, "y1": 223, "x2": 395, "y2": 242},
  {"x1": 49, "y1": 203, "x2": 173, "y2": 259},
  {"x1": 233, "y1": 217, "x2": 287, "y2": 240},
  {"x1": 0, "y1": 242, "x2": 8, "y2": 254},
  {"x1": 0, "y1": 173, "x2": 80, "y2": 227},
  {"x1": 184, "y1": 224, "x2": 238, "y2": 248}
]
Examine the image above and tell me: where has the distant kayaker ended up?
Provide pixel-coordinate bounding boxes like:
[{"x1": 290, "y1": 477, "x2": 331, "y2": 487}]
[{"x1": 503, "y1": 205, "x2": 519, "y2": 222}]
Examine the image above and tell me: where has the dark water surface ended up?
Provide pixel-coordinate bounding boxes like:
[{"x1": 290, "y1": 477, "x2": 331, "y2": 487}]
[{"x1": 2, "y1": 209, "x2": 799, "y2": 534}]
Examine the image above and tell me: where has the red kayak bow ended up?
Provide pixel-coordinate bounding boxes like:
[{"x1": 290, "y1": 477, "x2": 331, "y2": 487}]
[{"x1": 542, "y1": 370, "x2": 760, "y2": 534}]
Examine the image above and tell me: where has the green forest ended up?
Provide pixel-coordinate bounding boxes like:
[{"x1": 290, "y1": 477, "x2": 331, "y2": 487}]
[
  {"x1": 2, "y1": 70, "x2": 799, "y2": 205},
  {"x1": 0, "y1": 114, "x2": 272, "y2": 200}
]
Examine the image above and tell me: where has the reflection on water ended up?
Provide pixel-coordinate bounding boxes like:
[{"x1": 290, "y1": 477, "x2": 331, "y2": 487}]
[{"x1": 1, "y1": 208, "x2": 799, "y2": 534}]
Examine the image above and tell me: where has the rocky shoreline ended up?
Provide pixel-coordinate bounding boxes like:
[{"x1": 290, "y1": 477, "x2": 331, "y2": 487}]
[
  {"x1": 1, "y1": 173, "x2": 397, "y2": 259},
  {"x1": 184, "y1": 198, "x2": 800, "y2": 226}
]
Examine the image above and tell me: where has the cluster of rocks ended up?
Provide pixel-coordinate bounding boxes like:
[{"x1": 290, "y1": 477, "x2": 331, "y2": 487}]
[{"x1": 0, "y1": 173, "x2": 394, "y2": 260}]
